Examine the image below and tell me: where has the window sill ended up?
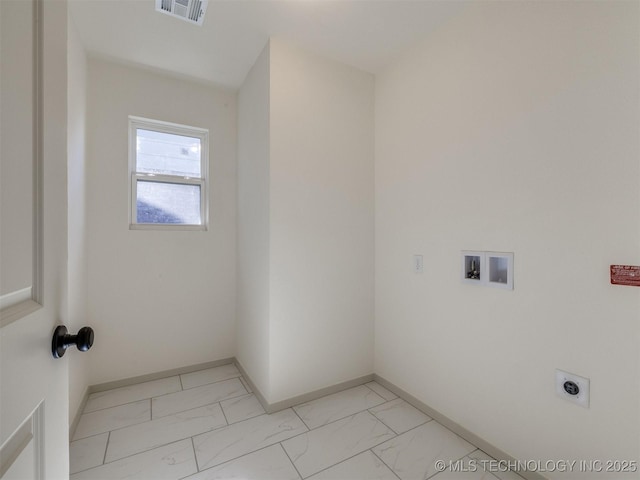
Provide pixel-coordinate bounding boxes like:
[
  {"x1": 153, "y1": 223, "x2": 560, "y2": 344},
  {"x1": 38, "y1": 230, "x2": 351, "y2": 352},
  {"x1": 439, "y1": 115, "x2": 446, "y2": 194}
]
[{"x1": 129, "y1": 224, "x2": 207, "y2": 232}]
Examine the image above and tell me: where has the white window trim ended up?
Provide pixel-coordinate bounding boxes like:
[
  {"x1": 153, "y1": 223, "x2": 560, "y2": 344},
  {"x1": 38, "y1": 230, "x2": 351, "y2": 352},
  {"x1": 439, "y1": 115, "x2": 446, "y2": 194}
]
[{"x1": 128, "y1": 116, "x2": 209, "y2": 231}]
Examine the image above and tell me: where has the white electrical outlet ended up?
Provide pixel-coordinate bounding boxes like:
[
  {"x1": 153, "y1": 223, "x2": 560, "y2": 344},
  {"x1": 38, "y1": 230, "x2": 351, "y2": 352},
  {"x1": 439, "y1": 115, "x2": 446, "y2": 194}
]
[
  {"x1": 413, "y1": 255, "x2": 424, "y2": 274},
  {"x1": 555, "y1": 369, "x2": 590, "y2": 408}
]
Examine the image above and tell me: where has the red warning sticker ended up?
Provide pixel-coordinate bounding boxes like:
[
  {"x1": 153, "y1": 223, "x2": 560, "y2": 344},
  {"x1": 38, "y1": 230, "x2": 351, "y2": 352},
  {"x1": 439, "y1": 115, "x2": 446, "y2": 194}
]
[{"x1": 610, "y1": 265, "x2": 640, "y2": 287}]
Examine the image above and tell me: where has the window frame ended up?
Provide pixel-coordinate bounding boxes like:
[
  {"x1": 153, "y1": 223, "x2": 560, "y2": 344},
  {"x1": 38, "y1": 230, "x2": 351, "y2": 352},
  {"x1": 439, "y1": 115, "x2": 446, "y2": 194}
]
[{"x1": 128, "y1": 116, "x2": 209, "y2": 231}]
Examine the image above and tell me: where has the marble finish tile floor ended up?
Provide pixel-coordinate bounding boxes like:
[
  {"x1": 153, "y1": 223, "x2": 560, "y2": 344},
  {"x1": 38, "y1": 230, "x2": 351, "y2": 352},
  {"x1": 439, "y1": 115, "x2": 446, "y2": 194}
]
[{"x1": 70, "y1": 365, "x2": 526, "y2": 480}]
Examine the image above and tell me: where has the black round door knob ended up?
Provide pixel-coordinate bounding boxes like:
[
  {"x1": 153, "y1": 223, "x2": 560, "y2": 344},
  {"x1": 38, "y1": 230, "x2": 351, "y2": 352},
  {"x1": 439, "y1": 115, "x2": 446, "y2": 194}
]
[{"x1": 52, "y1": 325, "x2": 94, "y2": 358}]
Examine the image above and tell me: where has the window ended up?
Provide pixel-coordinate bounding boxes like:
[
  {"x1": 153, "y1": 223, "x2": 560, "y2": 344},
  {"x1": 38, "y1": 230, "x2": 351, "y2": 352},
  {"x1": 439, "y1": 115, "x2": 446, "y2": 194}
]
[{"x1": 129, "y1": 116, "x2": 208, "y2": 230}]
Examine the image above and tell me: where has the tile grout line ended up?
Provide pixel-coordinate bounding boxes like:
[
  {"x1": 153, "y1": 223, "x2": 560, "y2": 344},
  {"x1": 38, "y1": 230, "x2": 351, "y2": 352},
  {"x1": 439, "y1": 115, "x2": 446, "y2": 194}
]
[
  {"x1": 181, "y1": 374, "x2": 242, "y2": 391},
  {"x1": 238, "y1": 378, "x2": 249, "y2": 395},
  {"x1": 362, "y1": 382, "x2": 397, "y2": 401},
  {"x1": 73, "y1": 408, "x2": 151, "y2": 443},
  {"x1": 283, "y1": 409, "x2": 311, "y2": 445},
  {"x1": 274, "y1": 425, "x2": 310, "y2": 446},
  {"x1": 293, "y1": 438, "x2": 401, "y2": 480},
  {"x1": 304, "y1": 425, "x2": 462, "y2": 476},
  {"x1": 290, "y1": 384, "x2": 387, "y2": 429},
  {"x1": 92, "y1": 420, "x2": 232, "y2": 467},
  {"x1": 220, "y1": 394, "x2": 265, "y2": 425},
  {"x1": 186, "y1": 443, "x2": 300, "y2": 479},
  {"x1": 68, "y1": 438, "x2": 192, "y2": 476},
  {"x1": 98, "y1": 397, "x2": 248, "y2": 464},
  {"x1": 185, "y1": 407, "x2": 269, "y2": 430},
  {"x1": 84, "y1": 374, "x2": 243, "y2": 414},
  {"x1": 81, "y1": 397, "x2": 160, "y2": 416},
  {"x1": 294, "y1": 398, "x2": 386, "y2": 432},
  {"x1": 293, "y1": 383, "x2": 383, "y2": 411},
  {"x1": 360, "y1": 416, "x2": 444, "y2": 480},
  {"x1": 83, "y1": 377, "x2": 182, "y2": 413},
  {"x1": 218, "y1": 400, "x2": 230, "y2": 426},
  {"x1": 69, "y1": 430, "x2": 110, "y2": 444},
  {"x1": 184, "y1": 406, "x2": 322, "y2": 473},
  {"x1": 290, "y1": 405, "x2": 313, "y2": 431},
  {"x1": 366, "y1": 401, "x2": 432, "y2": 436},
  {"x1": 194, "y1": 434, "x2": 299, "y2": 475},
  {"x1": 101, "y1": 431, "x2": 111, "y2": 466},
  {"x1": 262, "y1": 407, "x2": 386, "y2": 447},
  {"x1": 370, "y1": 448, "x2": 403, "y2": 480},
  {"x1": 378, "y1": 418, "x2": 435, "y2": 441},
  {"x1": 93, "y1": 409, "x2": 283, "y2": 467},
  {"x1": 302, "y1": 449, "x2": 388, "y2": 478},
  {"x1": 279, "y1": 413, "x2": 403, "y2": 478},
  {"x1": 362, "y1": 382, "x2": 377, "y2": 395},
  {"x1": 238, "y1": 376, "x2": 252, "y2": 393},
  {"x1": 73, "y1": 401, "x2": 229, "y2": 446},
  {"x1": 151, "y1": 377, "x2": 246, "y2": 405},
  {"x1": 299, "y1": 449, "x2": 374, "y2": 479},
  {"x1": 197, "y1": 409, "x2": 305, "y2": 449},
  {"x1": 153, "y1": 389, "x2": 250, "y2": 420},
  {"x1": 366, "y1": 406, "x2": 401, "y2": 435},
  {"x1": 279, "y1": 442, "x2": 305, "y2": 479},
  {"x1": 190, "y1": 436, "x2": 200, "y2": 472}
]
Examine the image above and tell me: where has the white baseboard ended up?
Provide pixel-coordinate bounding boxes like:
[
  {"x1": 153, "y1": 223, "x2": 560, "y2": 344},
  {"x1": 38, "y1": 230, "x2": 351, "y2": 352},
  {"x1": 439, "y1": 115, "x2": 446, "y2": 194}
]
[
  {"x1": 69, "y1": 385, "x2": 91, "y2": 441},
  {"x1": 88, "y1": 357, "x2": 235, "y2": 394},
  {"x1": 234, "y1": 360, "x2": 373, "y2": 414}
]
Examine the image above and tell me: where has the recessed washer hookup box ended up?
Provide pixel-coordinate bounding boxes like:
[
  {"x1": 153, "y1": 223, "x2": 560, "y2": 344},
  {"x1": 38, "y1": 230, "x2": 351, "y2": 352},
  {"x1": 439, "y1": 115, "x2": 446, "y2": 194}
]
[{"x1": 610, "y1": 265, "x2": 640, "y2": 287}]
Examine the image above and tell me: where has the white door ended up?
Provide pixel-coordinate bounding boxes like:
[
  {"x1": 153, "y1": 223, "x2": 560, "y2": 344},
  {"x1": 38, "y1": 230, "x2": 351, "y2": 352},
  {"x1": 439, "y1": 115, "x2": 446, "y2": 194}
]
[{"x1": 1, "y1": 0, "x2": 70, "y2": 478}]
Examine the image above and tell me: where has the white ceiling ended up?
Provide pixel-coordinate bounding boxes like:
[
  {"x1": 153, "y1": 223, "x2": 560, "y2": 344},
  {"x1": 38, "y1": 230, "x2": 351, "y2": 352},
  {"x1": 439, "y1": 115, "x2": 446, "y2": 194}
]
[{"x1": 69, "y1": 0, "x2": 467, "y2": 89}]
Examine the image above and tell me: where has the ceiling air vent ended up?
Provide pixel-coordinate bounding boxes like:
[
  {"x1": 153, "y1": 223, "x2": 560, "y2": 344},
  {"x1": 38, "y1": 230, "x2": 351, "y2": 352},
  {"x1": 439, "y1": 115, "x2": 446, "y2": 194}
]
[{"x1": 155, "y1": 0, "x2": 208, "y2": 25}]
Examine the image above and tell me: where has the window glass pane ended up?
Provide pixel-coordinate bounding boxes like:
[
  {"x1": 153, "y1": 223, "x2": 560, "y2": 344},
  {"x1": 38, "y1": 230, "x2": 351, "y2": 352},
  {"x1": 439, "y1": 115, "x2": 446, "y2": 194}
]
[
  {"x1": 136, "y1": 180, "x2": 201, "y2": 224},
  {"x1": 136, "y1": 128, "x2": 201, "y2": 177}
]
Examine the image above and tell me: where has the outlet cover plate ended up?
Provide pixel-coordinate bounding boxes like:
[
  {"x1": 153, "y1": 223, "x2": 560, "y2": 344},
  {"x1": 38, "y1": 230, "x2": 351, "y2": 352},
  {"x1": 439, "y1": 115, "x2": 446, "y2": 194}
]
[{"x1": 555, "y1": 369, "x2": 590, "y2": 408}]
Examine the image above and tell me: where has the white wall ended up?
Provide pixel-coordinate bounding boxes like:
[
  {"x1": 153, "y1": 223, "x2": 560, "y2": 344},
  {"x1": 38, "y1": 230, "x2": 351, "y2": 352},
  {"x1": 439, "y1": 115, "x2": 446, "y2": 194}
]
[
  {"x1": 375, "y1": 2, "x2": 639, "y2": 477},
  {"x1": 268, "y1": 40, "x2": 375, "y2": 402},
  {"x1": 67, "y1": 14, "x2": 90, "y2": 424},
  {"x1": 86, "y1": 59, "x2": 237, "y2": 383},
  {"x1": 237, "y1": 40, "x2": 375, "y2": 404},
  {"x1": 237, "y1": 43, "x2": 272, "y2": 398}
]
